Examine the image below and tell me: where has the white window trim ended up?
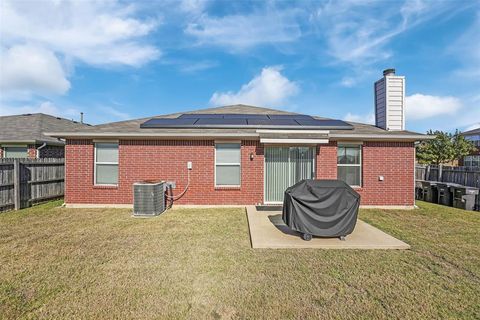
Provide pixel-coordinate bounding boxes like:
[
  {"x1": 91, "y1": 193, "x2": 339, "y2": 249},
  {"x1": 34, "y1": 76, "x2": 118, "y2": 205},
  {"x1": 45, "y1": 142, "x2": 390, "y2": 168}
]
[
  {"x1": 337, "y1": 144, "x2": 362, "y2": 187},
  {"x1": 214, "y1": 143, "x2": 241, "y2": 187},
  {"x1": 94, "y1": 142, "x2": 119, "y2": 186}
]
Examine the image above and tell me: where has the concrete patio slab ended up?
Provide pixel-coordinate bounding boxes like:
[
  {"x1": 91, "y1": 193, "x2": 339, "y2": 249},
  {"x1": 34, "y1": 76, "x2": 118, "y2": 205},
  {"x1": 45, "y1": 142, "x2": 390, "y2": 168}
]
[{"x1": 246, "y1": 206, "x2": 410, "y2": 249}]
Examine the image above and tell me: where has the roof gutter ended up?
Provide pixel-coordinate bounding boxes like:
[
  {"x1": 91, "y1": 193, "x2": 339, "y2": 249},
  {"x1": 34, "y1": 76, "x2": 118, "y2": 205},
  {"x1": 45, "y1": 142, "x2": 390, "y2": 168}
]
[
  {"x1": 329, "y1": 133, "x2": 434, "y2": 141},
  {"x1": 44, "y1": 132, "x2": 260, "y2": 139}
]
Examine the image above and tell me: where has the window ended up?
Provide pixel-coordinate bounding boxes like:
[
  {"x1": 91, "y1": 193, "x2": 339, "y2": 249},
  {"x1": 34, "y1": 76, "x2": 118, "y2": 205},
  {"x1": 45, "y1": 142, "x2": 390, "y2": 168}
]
[
  {"x1": 95, "y1": 142, "x2": 119, "y2": 185},
  {"x1": 337, "y1": 145, "x2": 362, "y2": 186},
  {"x1": 464, "y1": 155, "x2": 480, "y2": 167},
  {"x1": 3, "y1": 146, "x2": 28, "y2": 158},
  {"x1": 215, "y1": 143, "x2": 241, "y2": 187}
]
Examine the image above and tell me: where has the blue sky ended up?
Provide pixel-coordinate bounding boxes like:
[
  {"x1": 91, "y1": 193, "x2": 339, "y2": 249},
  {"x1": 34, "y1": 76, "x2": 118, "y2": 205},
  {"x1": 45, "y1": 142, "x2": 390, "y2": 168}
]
[{"x1": 1, "y1": 0, "x2": 479, "y2": 133}]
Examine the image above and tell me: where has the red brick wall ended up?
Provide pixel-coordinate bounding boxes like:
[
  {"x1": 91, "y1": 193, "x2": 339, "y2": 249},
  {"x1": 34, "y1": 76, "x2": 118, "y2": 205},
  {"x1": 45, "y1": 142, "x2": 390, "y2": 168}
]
[
  {"x1": 65, "y1": 139, "x2": 415, "y2": 206},
  {"x1": 316, "y1": 142, "x2": 338, "y2": 179},
  {"x1": 65, "y1": 139, "x2": 264, "y2": 205}
]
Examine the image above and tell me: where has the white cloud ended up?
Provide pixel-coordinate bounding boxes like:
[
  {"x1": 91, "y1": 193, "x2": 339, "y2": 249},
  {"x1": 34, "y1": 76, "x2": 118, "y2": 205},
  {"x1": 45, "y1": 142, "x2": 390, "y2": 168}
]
[
  {"x1": 405, "y1": 94, "x2": 462, "y2": 120},
  {"x1": 343, "y1": 112, "x2": 375, "y2": 124},
  {"x1": 1, "y1": 0, "x2": 160, "y2": 67},
  {"x1": 312, "y1": 1, "x2": 456, "y2": 66},
  {"x1": 179, "y1": 60, "x2": 218, "y2": 73},
  {"x1": 0, "y1": 45, "x2": 70, "y2": 96},
  {"x1": 185, "y1": 9, "x2": 301, "y2": 50},
  {"x1": 210, "y1": 66, "x2": 299, "y2": 107}
]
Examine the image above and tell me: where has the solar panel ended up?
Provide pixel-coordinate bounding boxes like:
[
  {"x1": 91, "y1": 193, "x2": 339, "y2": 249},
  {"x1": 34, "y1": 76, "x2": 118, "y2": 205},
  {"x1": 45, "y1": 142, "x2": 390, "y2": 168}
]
[
  {"x1": 223, "y1": 114, "x2": 269, "y2": 119},
  {"x1": 295, "y1": 119, "x2": 352, "y2": 129},
  {"x1": 247, "y1": 119, "x2": 299, "y2": 126},
  {"x1": 268, "y1": 114, "x2": 312, "y2": 120},
  {"x1": 140, "y1": 113, "x2": 353, "y2": 130},
  {"x1": 195, "y1": 118, "x2": 247, "y2": 125},
  {"x1": 179, "y1": 114, "x2": 223, "y2": 119},
  {"x1": 140, "y1": 118, "x2": 197, "y2": 128}
]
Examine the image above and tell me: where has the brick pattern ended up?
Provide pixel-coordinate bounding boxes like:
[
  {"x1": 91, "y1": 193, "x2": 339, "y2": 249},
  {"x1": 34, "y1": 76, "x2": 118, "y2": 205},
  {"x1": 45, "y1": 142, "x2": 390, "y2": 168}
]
[
  {"x1": 316, "y1": 142, "x2": 338, "y2": 179},
  {"x1": 65, "y1": 139, "x2": 415, "y2": 206},
  {"x1": 357, "y1": 141, "x2": 415, "y2": 206},
  {"x1": 65, "y1": 139, "x2": 264, "y2": 205}
]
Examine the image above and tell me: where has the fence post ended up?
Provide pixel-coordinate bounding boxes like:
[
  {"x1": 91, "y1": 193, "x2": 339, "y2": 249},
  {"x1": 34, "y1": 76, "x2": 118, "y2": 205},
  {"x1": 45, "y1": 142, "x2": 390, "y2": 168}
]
[
  {"x1": 13, "y1": 159, "x2": 21, "y2": 210},
  {"x1": 438, "y1": 164, "x2": 443, "y2": 182}
]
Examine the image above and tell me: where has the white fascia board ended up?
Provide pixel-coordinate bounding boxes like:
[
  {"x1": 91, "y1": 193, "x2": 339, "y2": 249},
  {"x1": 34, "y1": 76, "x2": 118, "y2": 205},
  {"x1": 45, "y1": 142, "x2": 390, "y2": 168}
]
[
  {"x1": 260, "y1": 138, "x2": 329, "y2": 144},
  {"x1": 44, "y1": 132, "x2": 260, "y2": 139},
  {"x1": 329, "y1": 133, "x2": 433, "y2": 141}
]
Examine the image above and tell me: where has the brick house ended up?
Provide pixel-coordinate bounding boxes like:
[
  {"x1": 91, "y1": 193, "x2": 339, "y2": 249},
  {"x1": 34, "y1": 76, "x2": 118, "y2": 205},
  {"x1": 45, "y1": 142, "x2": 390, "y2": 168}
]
[
  {"x1": 47, "y1": 70, "x2": 429, "y2": 208},
  {"x1": 460, "y1": 127, "x2": 480, "y2": 167},
  {"x1": 0, "y1": 113, "x2": 91, "y2": 159}
]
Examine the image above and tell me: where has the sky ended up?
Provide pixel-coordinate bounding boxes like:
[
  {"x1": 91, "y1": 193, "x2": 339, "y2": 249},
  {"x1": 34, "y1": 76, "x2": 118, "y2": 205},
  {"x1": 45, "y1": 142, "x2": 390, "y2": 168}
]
[{"x1": 0, "y1": 0, "x2": 479, "y2": 133}]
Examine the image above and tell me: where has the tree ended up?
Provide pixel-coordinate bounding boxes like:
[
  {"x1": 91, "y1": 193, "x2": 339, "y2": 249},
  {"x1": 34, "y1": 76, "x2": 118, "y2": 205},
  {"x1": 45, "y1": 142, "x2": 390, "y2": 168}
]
[{"x1": 416, "y1": 130, "x2": 476, "y2": 165}]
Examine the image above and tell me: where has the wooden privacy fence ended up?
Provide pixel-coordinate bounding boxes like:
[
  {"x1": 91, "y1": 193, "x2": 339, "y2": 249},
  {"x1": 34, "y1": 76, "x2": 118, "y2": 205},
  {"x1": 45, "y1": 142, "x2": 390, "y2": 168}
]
[
  {"x1": 0, "y1": 158, "x2": 64, "y2": 212},
  {"x1": 416, "y1": 164, "x2": 480, "y2": 188}
]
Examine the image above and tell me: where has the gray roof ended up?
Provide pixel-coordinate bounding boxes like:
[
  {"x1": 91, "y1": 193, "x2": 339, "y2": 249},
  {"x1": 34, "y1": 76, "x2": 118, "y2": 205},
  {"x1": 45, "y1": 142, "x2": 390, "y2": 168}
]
[
  {"x1": 461, "y1": 127, "x2": 480, "y2": 136},
  {"x1": 45, "y1": 104, "x2": 429, "y2": 141},
  {"x1": 0, "y1": 113, "x2": 92, "y2": 145}
]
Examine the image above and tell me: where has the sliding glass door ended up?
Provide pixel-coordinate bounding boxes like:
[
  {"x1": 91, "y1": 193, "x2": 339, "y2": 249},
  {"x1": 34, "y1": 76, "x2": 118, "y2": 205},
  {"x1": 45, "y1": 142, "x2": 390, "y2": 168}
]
[{"x1": 264, "y1": 146, "x2": 315, "y2": 203}]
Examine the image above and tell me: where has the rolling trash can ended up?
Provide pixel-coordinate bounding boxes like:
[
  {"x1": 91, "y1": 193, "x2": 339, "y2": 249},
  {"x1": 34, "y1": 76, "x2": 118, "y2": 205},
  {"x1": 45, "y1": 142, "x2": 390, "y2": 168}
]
[
  {"x1": 437, "y1": 183, "x2": 460, "y2": 207},
  {"x1": 452, "y1": 186, "x2": 479, "y2": 211},
  {"x1": 421, "y1": 181, "x2": 438, "y2": 203}
]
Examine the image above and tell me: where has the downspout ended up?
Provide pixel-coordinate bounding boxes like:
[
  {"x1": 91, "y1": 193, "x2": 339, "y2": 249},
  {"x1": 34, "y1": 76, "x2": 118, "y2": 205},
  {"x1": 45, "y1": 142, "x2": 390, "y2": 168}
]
[{"x1": 36, "y1": 142, "x2": 47, "y2": 158}]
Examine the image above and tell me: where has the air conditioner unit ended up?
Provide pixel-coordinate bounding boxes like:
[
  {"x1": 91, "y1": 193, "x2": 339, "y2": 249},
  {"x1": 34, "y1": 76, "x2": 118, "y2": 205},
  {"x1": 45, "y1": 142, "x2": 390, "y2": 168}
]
[{"x1": 133, "y1": 181, "x2": 165, "y2": 217}]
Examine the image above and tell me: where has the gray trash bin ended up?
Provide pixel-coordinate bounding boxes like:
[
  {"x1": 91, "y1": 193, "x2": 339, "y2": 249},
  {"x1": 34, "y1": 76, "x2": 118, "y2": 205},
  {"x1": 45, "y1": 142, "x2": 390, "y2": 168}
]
[
  {"x1": 437, "y1": 183, "x2": 461, "y2": 207},
  {"x1": 452, "y1": 186, "x2": 479, "y2": 211},
  {"x1": 421, "y1": 181, "x2": 438, "y2": 203}
]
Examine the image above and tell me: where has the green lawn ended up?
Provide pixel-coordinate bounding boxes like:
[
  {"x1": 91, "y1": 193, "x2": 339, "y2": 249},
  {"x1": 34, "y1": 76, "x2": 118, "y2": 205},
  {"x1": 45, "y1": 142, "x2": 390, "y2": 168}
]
[{"x1": 0, "y1": 201, "x2": 479, "y2": 319}]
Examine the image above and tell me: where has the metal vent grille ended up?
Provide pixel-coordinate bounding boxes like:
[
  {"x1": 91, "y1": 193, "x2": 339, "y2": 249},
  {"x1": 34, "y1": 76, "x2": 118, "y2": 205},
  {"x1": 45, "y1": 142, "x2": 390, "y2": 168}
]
[{"x1": 133, "y1": 181, "x2": 165, "y2": 216}]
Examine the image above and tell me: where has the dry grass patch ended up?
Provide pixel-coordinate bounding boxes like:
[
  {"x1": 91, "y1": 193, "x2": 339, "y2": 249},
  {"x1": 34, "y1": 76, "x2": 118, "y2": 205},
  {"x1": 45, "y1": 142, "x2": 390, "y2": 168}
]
[{"x1": 0, "y1": 201, "x2": 479, "y2": 319}]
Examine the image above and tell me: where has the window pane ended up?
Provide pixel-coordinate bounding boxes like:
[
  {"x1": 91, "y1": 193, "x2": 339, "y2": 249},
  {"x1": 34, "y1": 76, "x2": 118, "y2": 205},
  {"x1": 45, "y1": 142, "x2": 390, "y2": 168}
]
[
  {"x1": 4, "y1": 147, "x2": 28, "y2": 158},
  {"x1": 338, "y1": 166, "x2": 361, "y2": 186},
  {"x1": 96, "y1": 164, "x2": 118, "y2": 184},
  {"x1": 216, "y1": 143, "x2": 240, "y2": 164},
  {"x1": 338, "y1": 146, "x2": 360, "y2": 164},
  {"x1": 345, "y1": 147, "x2": 360, "y2": 164},
  {"x1": 216, "y1": 165, "x2": 240, "y2": 186},
  {"x1": 96, "y1": 143, "x2": 118, "y2": 163}
]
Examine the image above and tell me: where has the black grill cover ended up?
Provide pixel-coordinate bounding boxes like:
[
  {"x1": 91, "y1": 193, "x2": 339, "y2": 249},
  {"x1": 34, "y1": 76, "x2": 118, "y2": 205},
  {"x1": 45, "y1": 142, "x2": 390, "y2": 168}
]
[{"x1": 282, "y1": 179, "x2": 360, "y2": 237}]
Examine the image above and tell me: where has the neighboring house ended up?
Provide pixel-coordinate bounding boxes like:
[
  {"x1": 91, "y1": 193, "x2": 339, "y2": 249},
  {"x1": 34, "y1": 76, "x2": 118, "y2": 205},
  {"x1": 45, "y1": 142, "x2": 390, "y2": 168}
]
[
  {"x1": 0, "y1": 113, "x2": 91, "y2": 159},
  {"x1": 47, "y1": 69, "x2": 429, "y2": 208},
  {"x1": 460, "y1": 127, "x2": 480, "y2": 167}
]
